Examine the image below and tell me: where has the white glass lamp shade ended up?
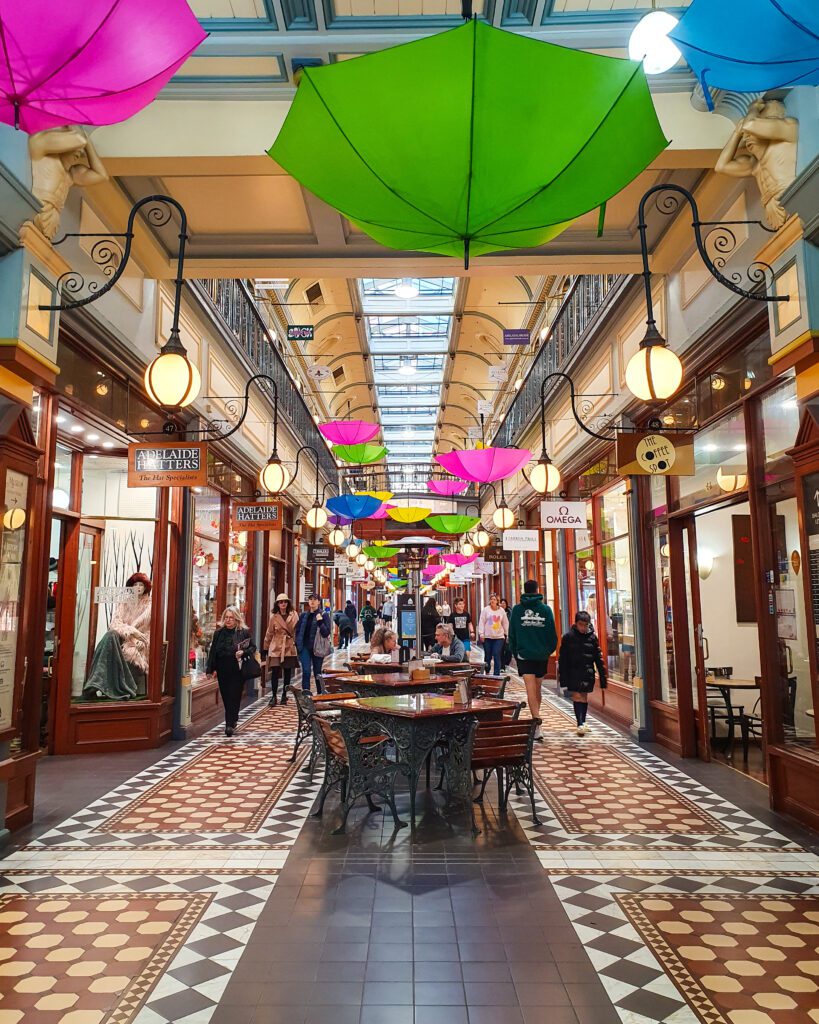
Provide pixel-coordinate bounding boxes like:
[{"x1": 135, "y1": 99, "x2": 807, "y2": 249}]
[
  {"x1": 493, "y1": 506, "x2": 515, "y2": 530},
  {"x1": 473, "y1": 528, "x2": 490, "y2": 548},
  {"x1": 461, "y1": 540, "x2": 476, "y2": 557},
  {"x1": 394, "y1": 278, "x2": 419, "y2": 299},
  {"x1": 356, "y1": 552, "x2": 368, "y2": 566},
  {"x1": 628, "y1": 10, "x2": 681, "y2": 75},
  {"x1": 328, "y1": 527, "x2": 345, "y2": 546},
  {"x1": 144, "y1": 351, "x2": 201, "y2": 409},
  {"x1": 529, "y1": 459, "x2": 561, "y2": 494},
  {"x1": 585, "y1": 559, "x2": 595, "y2": 571},
  {"x1": 716, "y1": 466, "x2": 747, "y2": 493},
  {"x1": 625, "y1": 345, "x2": 683, "y2": 401},
  {"x1": 305, "y1": 504, "x2": 327, "y2": 529},
  {"x1": 347, "y1": 542, "x2": 361, "y2": 559},
  {"x1": 3, "y1": 507, "x2": 25, "y2": 530},
  {"x1": 259, "y1": 458, "x2": 291, "y2": 495},
  {"x1": 365, "y1": 558, "x2": 375, "y2": 571}
]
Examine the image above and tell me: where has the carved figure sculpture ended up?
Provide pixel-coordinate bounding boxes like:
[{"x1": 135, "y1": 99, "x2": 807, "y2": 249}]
[
  {"x1": 28, "y1": 126, "x2": 108, "y2": 240},
  {"x1": 715, "y1": 99, "x2": 798, "y2": 230}
]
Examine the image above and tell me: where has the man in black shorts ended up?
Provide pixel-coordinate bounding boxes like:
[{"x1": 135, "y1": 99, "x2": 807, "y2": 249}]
[{"x1": 508, "y1": 580, "x2": 558, "y2": 741}]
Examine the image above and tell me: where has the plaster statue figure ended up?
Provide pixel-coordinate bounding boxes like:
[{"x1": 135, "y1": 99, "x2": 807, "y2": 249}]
[
  {"x1": 82, "y1": 573, "x2": 151, "y2": 701},
  {"x1": 715, "y1": 99, "x2": 798, "y2": 230},
  {"x1": 28, "y1": 126, "x2": 108, "y2": 240}
]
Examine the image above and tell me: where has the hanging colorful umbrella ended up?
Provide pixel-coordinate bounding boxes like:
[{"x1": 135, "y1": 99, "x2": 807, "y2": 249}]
[
  {"x1": 320, "y1": 420, "x2": 380, "y2": 445},
  {"x1": 356, "y1": 490, "x2": 394, "y2": 502},
  {"x1": 670, "y1": 0, "x2": 819, "y2": 98},
  {"x1": 327, "y1": 494, "x2": 382, "y2": 519},
  {"x1": 333, "y1": 443, "x2": 387, "y2": 465},
  {"x1": 435, "y1": 447, "x2": 531, "y2": 484},
  {"x1": 422, "y1": 565, "x2": 441, "y2": 578},
  {"x1": 427, "y1": 478, "x2": 469, "y2": 496},
  {"x1": 327, "y1": 513, "x2": 352, "y2": 526},
  {"x1": 388, "y1": 506, "x2": 432, "y2": 524},
  {"x1": 425, "y1": 514, "x2": 481, "y2": 535},
  {"x1": 0, "y1": 0, "x2": 206, "y2": 132},
  {"x1": 363, "y1": 545, "x2": 400, "y2": 559},
  {"x1": 368, "y1": 503, "x2": 395, "y2": 520},
  {"x1": 270, "y1": 20, "x2": 667, "y2": 267},
  {"x1": 441, "y1": 553, "x2": 478, "y2": 567}
]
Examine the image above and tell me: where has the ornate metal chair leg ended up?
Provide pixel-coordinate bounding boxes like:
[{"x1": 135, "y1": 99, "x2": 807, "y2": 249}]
[
  {"x1": 332, "y1": 801, "x2": 353, "y2": 835},
  {"x1": 496, "y1": 767, "x2": 505, "y2": 811},
  {"x1": 365, "y1": 793, "x2": 381, "y2": 813},
  {"x1": 385, "y1": 787, "x2": 406, "y2": 830}
]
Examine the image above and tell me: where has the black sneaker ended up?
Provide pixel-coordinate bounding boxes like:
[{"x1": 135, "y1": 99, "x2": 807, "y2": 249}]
[
  {"x1": 268, "y1": 696, "x2": 277, "y2": 707},
  {"x1": 225, "y1": 725, "x2": 235, "y2": 737}
]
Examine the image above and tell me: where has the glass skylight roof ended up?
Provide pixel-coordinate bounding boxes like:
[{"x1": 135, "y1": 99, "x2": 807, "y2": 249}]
[{"x1": 361, "y1": 278, "x2": 456, "y2": 477}]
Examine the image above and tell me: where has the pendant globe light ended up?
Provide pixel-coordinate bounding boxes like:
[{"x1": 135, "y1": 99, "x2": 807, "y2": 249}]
[
  {"x1": 625, "y1": 327, "x2": 684, "y2": 401},
  {"x1": 528, "y1": 456, "x2": 562, "y2": 494},
  {"x1": 144, "y1": 340, "x2": 201, "y2": 410},
  {"x1": 460, "y1": 538, "x2": 476, "y2": 557},
  {"x1": 473, "y1": 527, "x2": 490, "y2": 548},
  {"x1": 328, "y1": 527, "x2": 345, "y2": 547},
  {"x1": 305, "y1": 503, "x2": 328, "y2": 529},
  {"x1": 493, "y1": 505, "x2": 515, "y2": 530},
  {"x1": 259, "y1": 454, "x2": 291, "y2": 495},
  {"x1": 628, "y1": 7, "x2": 681, "y2": 75},
  {"x1": 365, "y1": 558, "x2": 375, "y2": 571},
  {"x1": 356, "y1": 552, "x2": 368, "y2": 566},
  {"x1": 347, "y1": 540, "x2": 361, "y2": 559}
]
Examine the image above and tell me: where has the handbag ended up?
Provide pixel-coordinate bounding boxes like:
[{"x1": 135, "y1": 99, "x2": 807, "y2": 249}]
[
  {"x1": 313, "y1": 628, "x2": 332, "y2": 658},
  {"x1": 241, "y1": 652, "x2": 262, "y2": 681}
]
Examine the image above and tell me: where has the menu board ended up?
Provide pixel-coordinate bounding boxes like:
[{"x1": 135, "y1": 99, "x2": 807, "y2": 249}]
[{"x1": 0, "y1": 470, "x2": 27, "y2": 731}]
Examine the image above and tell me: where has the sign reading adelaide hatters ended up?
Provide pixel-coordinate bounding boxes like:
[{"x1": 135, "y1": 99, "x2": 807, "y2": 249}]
[
  {"x1": 231, "y1": 501, "x2": 284, "y2": 531},
  {"x1": 615, "y1": 431, "x2": 695, "y2": 476},
  {"x1": 127, "y1": 442, "x2": 208, "y2": 487},
  {"x1": 540, "y1": 501, "x2": 587, "y2": 530}
]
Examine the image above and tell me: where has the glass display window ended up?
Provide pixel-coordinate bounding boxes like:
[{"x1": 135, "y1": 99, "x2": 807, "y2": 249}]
[
  {"x1": 227, "y1": 527, "x2": 249, "y2": 618},
  {"x1": 654, "y1": 526, "x2": 675, "y2": 703},
  {"x1": 762, "y1": 376, "x2": 799, "y2": 481},
  {"x1": 191, "y1": 488, "x2": 222, "y2": 682},
  {"x1": 677, "y1": 407, "x2": 747, "y2": 508}
]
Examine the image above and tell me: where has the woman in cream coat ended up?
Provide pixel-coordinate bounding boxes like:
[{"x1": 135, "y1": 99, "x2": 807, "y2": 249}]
[{"x1": 263, "y1": 594, "x2": 299, "y2": 706}]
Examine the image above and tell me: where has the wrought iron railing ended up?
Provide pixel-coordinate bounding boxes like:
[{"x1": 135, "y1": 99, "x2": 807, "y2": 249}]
[
  {"x1": 193, "y1": 278, "x2": 337, "y2": 480},
  {"x1": 492, "y1": 274, "x2": 625, "y2": 449}
]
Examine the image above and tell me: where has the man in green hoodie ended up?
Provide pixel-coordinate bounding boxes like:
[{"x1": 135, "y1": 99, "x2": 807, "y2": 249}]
[{"x1": 509, "y1": 579, "x2": 558, "y2": 740}]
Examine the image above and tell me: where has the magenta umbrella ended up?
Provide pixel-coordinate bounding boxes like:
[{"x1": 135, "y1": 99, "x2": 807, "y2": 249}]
[
  {"x1": 427, "y1": 478, "x2": 468, "y2": 497},
  {"x1": 435, "y1": 447, "x2": 531, "y2": 484},
  {"x1": 441, "y1": 553, "x2": 478, "y2": 567},
  {"x1": 319, "y1": 420, "x2": 380, "y2": 446},
  {"x1": 368, "y1": 503, "x2": 395, "y2": 520},
  {"x1": 0, "y1": 0, "x2": 206, "y2": 132}
]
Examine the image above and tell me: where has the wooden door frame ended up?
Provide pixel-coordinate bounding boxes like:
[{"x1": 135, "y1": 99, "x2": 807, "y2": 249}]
[{"x1": 668, "y1": 514, "x2": 702, "y2": 759}]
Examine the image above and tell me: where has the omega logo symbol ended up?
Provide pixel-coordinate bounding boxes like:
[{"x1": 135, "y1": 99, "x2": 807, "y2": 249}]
[{"x1": 635, "y1": 434, "x2": 676, "y2": 475}]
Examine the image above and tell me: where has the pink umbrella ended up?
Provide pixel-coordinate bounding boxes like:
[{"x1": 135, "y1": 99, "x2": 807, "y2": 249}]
[
  {"x1": 0, "y1": 0, "x2": 206, "y2": 133},
  {"x1": 368, "y1": 503, "x2": 395, "y2": 520},
  {"x1": 441, "y1": 553, "x2": 477, "y2": 567},
  {"x1": 435, "y1": 447, "x2": 531, "y2": 484},
  {"x1": 319, "y1": 420, "x2": 380, "y2": 446},
  {"x1": 427, "y1": 478, "x2": 468, "y2": 496},
  {"x1": 422, "y1": 565, "x2": 440, "y2": 578}
]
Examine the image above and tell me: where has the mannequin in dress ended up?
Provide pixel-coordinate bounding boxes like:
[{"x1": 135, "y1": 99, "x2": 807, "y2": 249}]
[{"x1": 83, "y1": 573, "x2": 152, "y2": 700}]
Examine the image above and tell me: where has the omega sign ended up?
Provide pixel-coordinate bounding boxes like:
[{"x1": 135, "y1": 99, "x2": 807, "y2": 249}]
[
  {"x1": 540, "y1": 501, "x2": 587, "y2": 530},
  {"x1": 127, "y1": 442, "x2": 208, "y2": 487}
]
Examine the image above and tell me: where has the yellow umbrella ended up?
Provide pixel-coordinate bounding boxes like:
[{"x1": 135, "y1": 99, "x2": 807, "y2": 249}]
[
  {"x1": 388, "y1": 506, "x2": 431, "y2": 524},
  {"x1": 356, "y1": 490, "x2": 394, "y2": 502}
]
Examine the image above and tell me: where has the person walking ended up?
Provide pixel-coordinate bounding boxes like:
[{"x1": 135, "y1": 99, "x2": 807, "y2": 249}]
[
  {"x1": 206, "y1": 606, "x2": 257, "y2": 736},
  {"x1": 344, "y1": 599, "x2": 358, "y2": 640},
  {"x1": 334, "y1": 608, "x2": 355, "y2": 649},
  {"x1": 296, "y1": 595, "x2": 332, "y2": 692},
  {"x1": 262, "y1": 594, "x2": 298, "y2": 707},
  {"x1": 421, "y1": 596, "x2": 441, "y2": 651},
  {"x1": 360, "y1": 598, "x2": 377, "y2": 643},
  {"x1": 381, "y1": 597, "x2": 394, "y2": 627},
  {"x1": 508, "y1": 580, "x2": 558, "y2": 741},
  {"x1": 478, "y1": 593, "x2": 508, "y2": 675},
  {"x1": 446, "y1": 596, "x2": 475, "y2": 654},
  {"x1": 558, "y1": 611, "x2": 607, "y2": 735}
]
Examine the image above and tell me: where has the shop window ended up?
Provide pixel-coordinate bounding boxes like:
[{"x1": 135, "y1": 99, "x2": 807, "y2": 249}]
[
  {"x1": 72, "y1": 456, "x2": 157, "y2": 703},
  {"x1": 762, "y1": 376, "x2": 799, "y2": 482},
  {"x1": 52, "y1": 443, "x2": 73, "y2": 510},
  {"x1": 191, "y1": 488, "x2": 222, "y2": 683},
  {"x1": 654, "y1": 527, "x2": 675, "y2": 703},
  {"x1": 677, "y1": 408, "x2": 747, "y2": 508},
  {"x1": 227, "y1": 528, "x2": 249, "y2": 619},
  {"x1": 0, "y1": 470, "x2": 29, "y2": 734},
  {"x1": 600, "y1": 484, "x2": 635, "y2": 683},
  {"x1": 697, "y1": 334, "x2": 772, "y2": 422}
]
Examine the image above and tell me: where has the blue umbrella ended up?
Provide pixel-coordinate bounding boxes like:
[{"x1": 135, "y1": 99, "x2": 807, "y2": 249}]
[
  {"x1": 326, "y1": 494, "x2": 382, "y2": 519},
  {"x1": 671, "y1": 0, "x2": 819, "y2": 102}
]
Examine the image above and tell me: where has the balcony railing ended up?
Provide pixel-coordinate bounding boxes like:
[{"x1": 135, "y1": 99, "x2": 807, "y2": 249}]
[
  {"x1": 492, "y1": 274, "x2": 625, "y2": 450},
  {"x1": 193, "y1": 278, "x2": 337, "y2": 481}
]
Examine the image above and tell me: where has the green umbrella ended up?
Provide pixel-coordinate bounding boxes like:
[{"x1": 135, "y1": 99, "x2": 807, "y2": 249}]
[
  {"x1": 425, "y1": 514, "x2": 481, "y2": 535},
  {"x1": 363, "y1": 545, "x2": 400, "y2": 558},
  {"x1": 332, "y1": 443, "x2": 387, "y2": 465},
  {"x1": 269, "y1": 20, "x2": 667, "y2": 266}
]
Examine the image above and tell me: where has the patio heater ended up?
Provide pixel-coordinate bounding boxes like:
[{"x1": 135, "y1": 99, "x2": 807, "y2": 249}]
[{"x1": 391, "y1": 536, "x2": 443, "y2": 661}]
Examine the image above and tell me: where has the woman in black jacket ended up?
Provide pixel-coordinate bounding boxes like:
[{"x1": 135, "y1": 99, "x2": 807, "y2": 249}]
[
  {"x1": 420, "y1": 597, "x2": 441, "y2": 651},
  {"x1": 206, "y1": 606, "x2": 257, "y2": 736},
  {"x1": 558, "y1": 611, "x2": 606, "y2": 736}
]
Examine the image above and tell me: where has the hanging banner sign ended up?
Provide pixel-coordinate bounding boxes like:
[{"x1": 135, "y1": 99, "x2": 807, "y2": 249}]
[
  {"x1": 488, "y1": 366, "x2": 508, "y2": 383},
  {"x1": 231, "y1": 501, "x2": 284, "y2": 531},
  {"x1": 502, "y1": 529, "x2": 540, "y2": 552},
  {"x1": 308, "y1": 544, "x2": 335, "y2": 566},
  {"x1": 503, "y1": 328, "x2": 530, "y2": 346},
  {"x1": 540, "y1": 501, "x2": 587, "y2": 530},
  {"x1": 287, "y1": 325, "x2": 314, "y2": 342},
  {"x1": 467, "y1": 426, "x2": 482, "y2": 440},
  {"x1": 127, "y1": 442, "x2": 208, "y2": 488},
  {"x1": 307, "y1": 363, "x2": 332, "y2": 382},
  {"x1": 334, "y1": 553, "x2": 350, "y2": 570},
  {"x1": 477, "y1": 399, "x2": 493, "y2": 416},
  {"x1": 616, "y1": 432, "x2": 695, "y2": 476},
  {"x1": 482, "y1": 546, "x2": 512, "y2": 563}
]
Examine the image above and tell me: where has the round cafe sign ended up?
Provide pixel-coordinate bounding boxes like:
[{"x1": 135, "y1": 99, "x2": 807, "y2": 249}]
[{"x1": 635, "y1": 434, "x2": 677, "y2": 475}]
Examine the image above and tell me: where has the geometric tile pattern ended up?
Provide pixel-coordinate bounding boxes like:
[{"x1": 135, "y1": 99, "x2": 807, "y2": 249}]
[
  {"x1": 618, "y1": 892, "x2": 819, "y2": 1024},
  {"x1": 97, "y1": 743, "x2": 305, "y2": 834},
  {"x1": 0, "y1": 891, "x2": 209, "y2": 1024},
  {"x1": 550, "y1": 872, "x2": 819, "y2": 1024}
]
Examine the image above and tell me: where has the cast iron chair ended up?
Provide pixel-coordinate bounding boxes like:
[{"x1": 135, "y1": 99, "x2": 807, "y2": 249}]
[
  {"x1": 471, "y1": 716, "x2": 541, "y2": 827},
  {"x1": 311, "y1": 714, "x2": 406, "y2": 835},
  {"x1": 287, "y1": 684, "x2": 357, "y2": 772}
]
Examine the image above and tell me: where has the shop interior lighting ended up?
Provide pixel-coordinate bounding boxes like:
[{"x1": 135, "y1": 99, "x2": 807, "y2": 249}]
[
  {"x1": 394, "y1": 278, "x2": 420, "y2": 299},
  {"x1": 628, "y1": 8, "x2": 681, "y2": 75}
]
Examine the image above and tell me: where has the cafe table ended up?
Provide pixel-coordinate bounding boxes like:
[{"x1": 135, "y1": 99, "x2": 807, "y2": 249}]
[
  {"x1": 326, "y1": 694, "x2": 516, "y2": 826},
  {"x1": 331, "y1": 672, "x2": 459, "y2": 697}
]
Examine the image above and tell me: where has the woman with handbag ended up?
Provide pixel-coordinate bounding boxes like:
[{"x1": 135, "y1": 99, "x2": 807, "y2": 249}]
[
  {"x1": 295, "y1": 594, "x2": 332, "y2": 693},
  {"x1": 263, "y1": 594, "x2": 299, "y2": 707},
  {"x1": 206, "y1": 606, "x2": 257, "y2": 736}
]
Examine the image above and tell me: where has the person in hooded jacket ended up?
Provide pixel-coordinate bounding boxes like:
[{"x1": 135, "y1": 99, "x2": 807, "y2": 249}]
[
  {"x1": 508, "y1": 580, "x2": 558, "y2": 741},
  {"x1": 334, "y1": 609, "x2": 355, "y2": 649},
  {"x1": 558, "y1": 610, "x2": 607, "y2": 735},
  {"x1": 344, "y1": 599, "x2": 358, "y2": 638},
  {"x1": 360, "y1": 599, "x2": 377, "y2": 642},
  {"x1": 420, "y1": 597, "x2": 441, "y2": 651}
]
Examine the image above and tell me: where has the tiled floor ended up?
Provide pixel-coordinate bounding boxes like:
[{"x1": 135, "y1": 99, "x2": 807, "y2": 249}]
[{"x1": 1, "y1": 641, "x2": 818, "y2": 1024}]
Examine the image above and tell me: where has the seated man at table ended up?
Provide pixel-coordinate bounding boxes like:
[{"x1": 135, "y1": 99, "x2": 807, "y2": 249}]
[
  {"x1": 369, "y1": 628, "x2": 400, "y2": 662},
  {"x1": 431, "y1": 623, "x2": 467, "y2": 663}
]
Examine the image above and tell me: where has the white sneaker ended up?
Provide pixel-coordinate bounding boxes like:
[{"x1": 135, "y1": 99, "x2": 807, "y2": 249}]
[
  {"x1": 576, "y1": 726, "x2": 584, "y2": 736},
  {"x1": 583, "y1": 723, "x2": 591, "y2": 734},
  {"x1": 534, "y1": 725, "x2": 543, "y2": 741}
]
